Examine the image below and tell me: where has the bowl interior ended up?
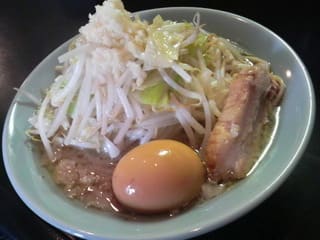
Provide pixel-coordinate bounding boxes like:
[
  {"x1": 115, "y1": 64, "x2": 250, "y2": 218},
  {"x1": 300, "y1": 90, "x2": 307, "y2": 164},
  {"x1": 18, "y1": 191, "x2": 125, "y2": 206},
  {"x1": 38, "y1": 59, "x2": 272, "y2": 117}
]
[{"x1": 2, "y1": 7, "x2": 314, "y2": 240}]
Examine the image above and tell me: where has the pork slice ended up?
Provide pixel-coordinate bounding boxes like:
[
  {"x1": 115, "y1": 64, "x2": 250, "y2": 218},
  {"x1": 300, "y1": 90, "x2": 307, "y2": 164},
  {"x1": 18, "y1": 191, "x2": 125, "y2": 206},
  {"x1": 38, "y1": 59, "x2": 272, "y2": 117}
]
[
  {"x1": 52, "y1": 148, "x2": 117, "y2": 210},
  {"x1": 205, "y1": 64, "x2": 272, "y2": 182}
]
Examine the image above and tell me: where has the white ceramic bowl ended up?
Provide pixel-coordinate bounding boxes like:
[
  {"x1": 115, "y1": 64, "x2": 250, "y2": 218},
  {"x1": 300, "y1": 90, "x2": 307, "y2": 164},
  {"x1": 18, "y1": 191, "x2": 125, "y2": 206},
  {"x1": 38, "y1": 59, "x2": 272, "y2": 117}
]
[{"x1": 2, "y1": 7, "x2": 315, "y2": 240}]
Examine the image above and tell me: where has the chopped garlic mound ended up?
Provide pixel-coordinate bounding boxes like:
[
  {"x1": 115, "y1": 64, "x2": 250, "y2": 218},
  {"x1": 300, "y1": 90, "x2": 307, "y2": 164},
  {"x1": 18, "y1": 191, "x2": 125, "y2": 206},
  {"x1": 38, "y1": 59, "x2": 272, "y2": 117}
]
[{"x1": 79, "y1": 0, "x2": 147, "y2": 58}]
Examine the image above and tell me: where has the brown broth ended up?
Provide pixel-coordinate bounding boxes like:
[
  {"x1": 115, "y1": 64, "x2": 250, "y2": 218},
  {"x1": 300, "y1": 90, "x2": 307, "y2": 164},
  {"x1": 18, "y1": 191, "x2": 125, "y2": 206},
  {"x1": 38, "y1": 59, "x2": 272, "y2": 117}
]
[{"x1": 38, "y1": 107, "x2": 278, "y2": 221}]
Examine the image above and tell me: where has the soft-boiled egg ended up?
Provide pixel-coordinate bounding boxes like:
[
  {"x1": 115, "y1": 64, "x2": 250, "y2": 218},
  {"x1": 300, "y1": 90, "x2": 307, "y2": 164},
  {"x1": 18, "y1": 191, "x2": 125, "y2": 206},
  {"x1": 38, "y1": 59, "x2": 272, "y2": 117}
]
[{"x1": 112, "y1": 139, "x2": 205, "y2": 213}]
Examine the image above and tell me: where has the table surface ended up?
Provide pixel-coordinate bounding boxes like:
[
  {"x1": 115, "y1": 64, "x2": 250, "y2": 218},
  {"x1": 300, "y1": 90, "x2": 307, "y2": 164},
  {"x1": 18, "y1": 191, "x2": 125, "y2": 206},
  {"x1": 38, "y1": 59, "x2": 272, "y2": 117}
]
[{"x1": 1, "y1": 0, "x2": 319, "y2": 239}]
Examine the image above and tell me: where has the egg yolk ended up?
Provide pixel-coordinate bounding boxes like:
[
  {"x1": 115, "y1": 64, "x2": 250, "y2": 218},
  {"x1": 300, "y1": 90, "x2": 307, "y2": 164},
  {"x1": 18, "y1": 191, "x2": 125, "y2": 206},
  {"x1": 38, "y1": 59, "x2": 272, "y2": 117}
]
[{"x1": 112, "y1": 140, "x2": 205, "y2": 213}]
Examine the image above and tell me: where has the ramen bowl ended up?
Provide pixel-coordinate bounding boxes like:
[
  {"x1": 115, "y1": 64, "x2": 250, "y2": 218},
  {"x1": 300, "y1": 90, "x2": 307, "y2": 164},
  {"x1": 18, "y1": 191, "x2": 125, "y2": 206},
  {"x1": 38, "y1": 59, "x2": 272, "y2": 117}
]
[{"x1": 2, "y1": 7, "x2": 315, "y2": 240}]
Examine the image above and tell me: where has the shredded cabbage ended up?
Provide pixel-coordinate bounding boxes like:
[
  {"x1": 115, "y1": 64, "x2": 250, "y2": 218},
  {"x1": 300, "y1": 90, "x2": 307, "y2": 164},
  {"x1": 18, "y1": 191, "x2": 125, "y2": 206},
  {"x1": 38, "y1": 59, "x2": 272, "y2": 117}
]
[{"x1": 27, "y1": 0, "x2": 271, "y2": 160}]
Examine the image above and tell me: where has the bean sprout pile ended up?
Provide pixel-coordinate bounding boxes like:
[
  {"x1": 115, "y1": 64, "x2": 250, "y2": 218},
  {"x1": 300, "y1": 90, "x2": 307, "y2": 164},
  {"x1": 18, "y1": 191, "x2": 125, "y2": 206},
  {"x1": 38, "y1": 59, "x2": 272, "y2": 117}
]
[{"x1": 28, "y1": 0, "x2": 273, "y2": 160}]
